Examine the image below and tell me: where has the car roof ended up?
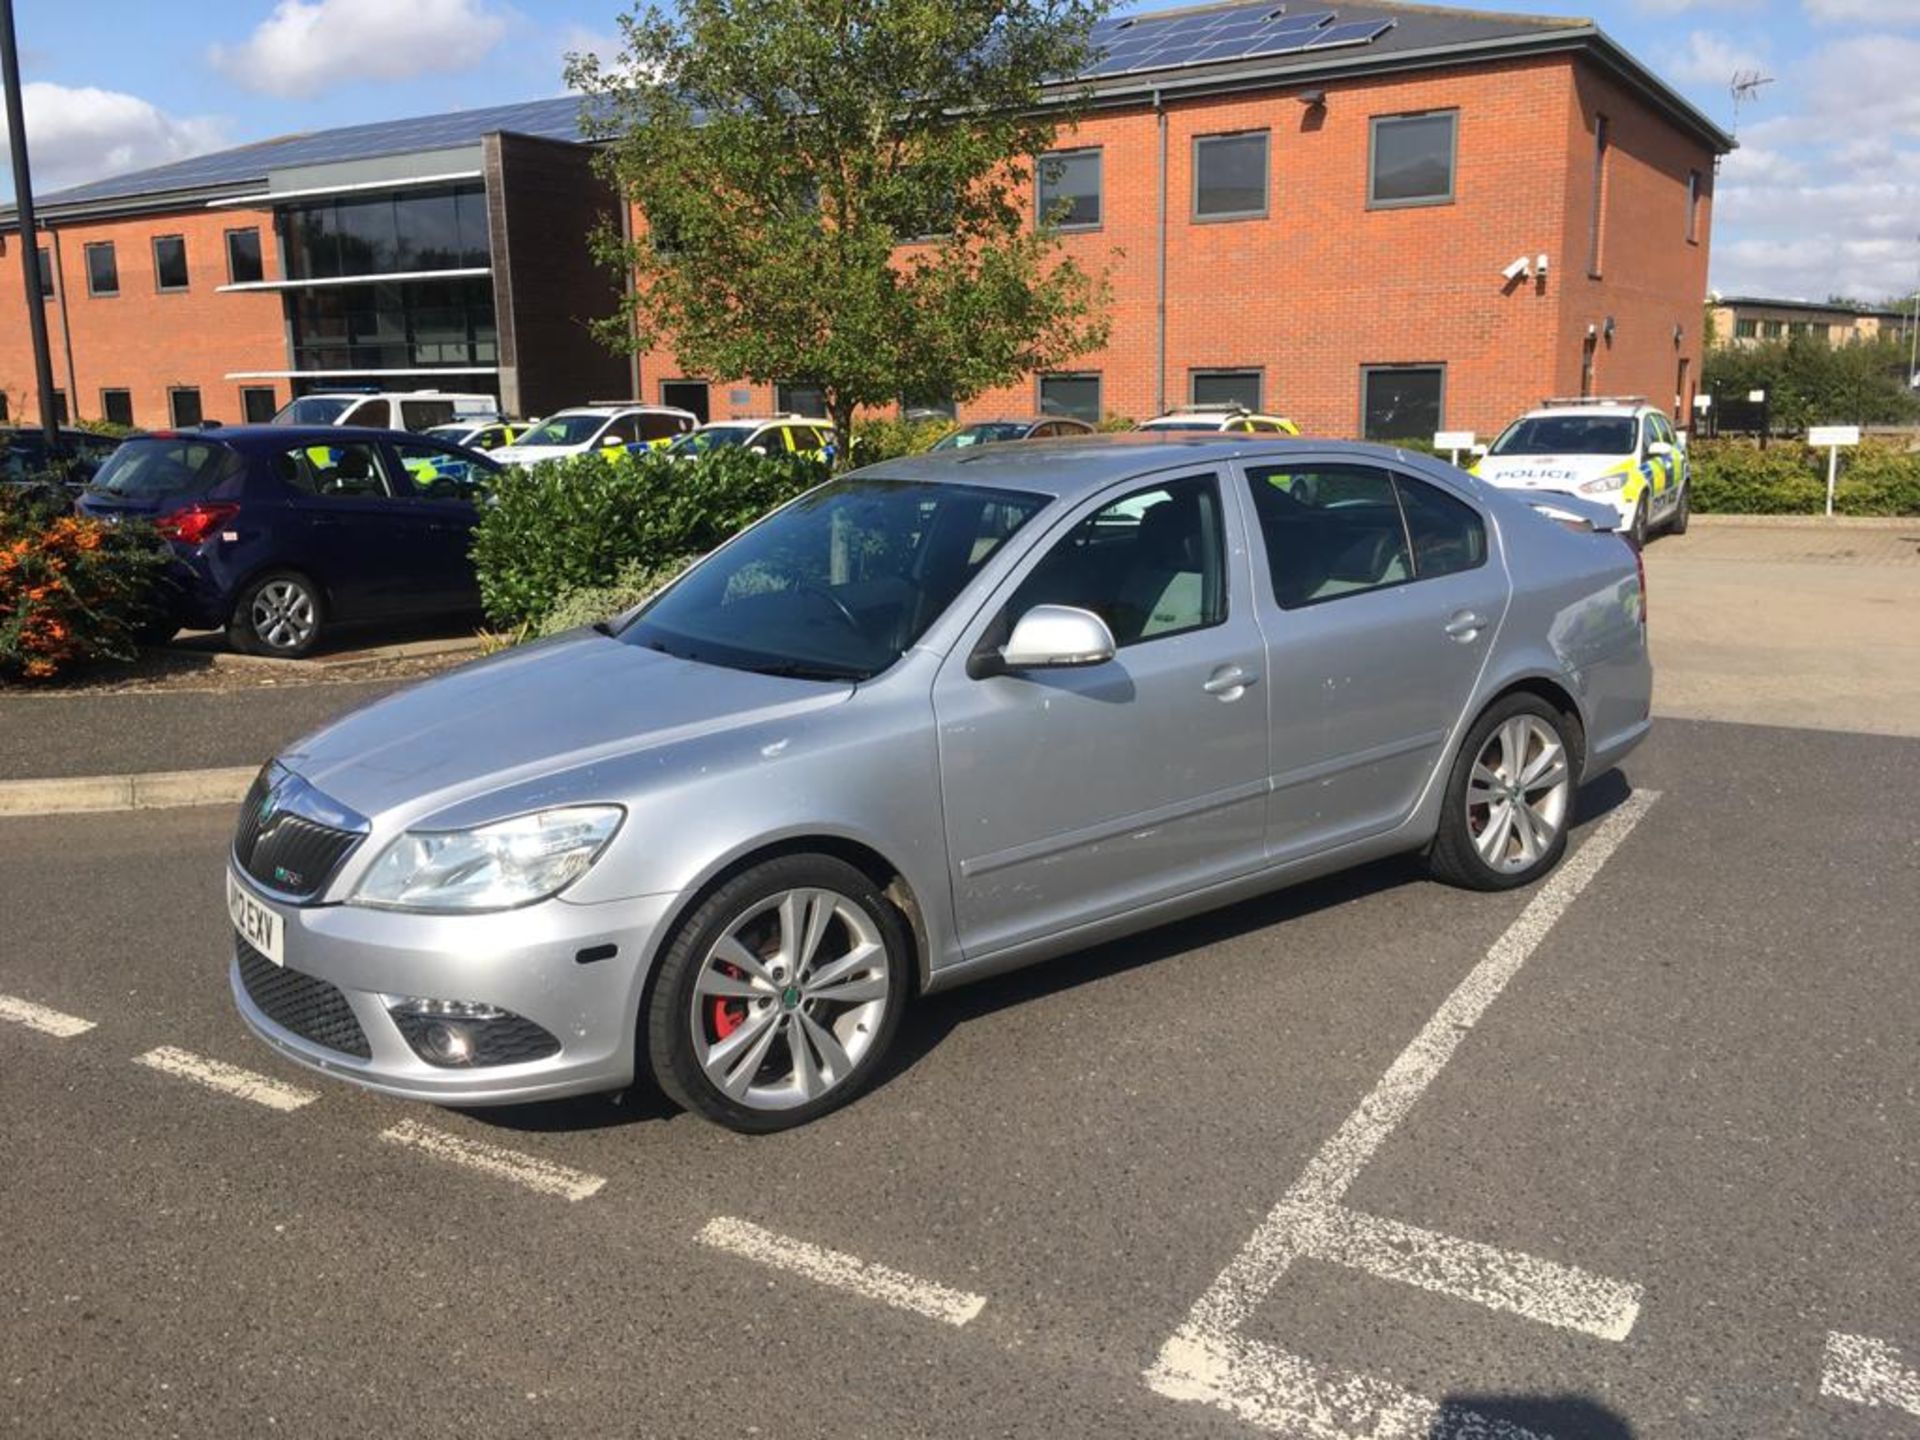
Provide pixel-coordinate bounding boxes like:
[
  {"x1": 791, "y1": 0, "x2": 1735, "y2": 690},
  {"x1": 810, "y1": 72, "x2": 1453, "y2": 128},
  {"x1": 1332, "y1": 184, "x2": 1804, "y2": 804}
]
[
  {"x1": 960, "y1": 417, "x2": 1086, "y2": 428},
  {"x1": 868, "y1": 433, "x2": 1444, "y2": 501},
  {"x1": 129, "y1": 424, "x2": 448, "y2": 448}
]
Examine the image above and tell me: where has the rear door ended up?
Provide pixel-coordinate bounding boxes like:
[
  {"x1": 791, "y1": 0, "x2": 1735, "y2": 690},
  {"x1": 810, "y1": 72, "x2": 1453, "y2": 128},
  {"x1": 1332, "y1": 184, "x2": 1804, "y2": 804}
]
[
  {"x1": 1235, "y1": 456, "x2": 1508, "y2": 860},
  {"x1": 268, "y1": 438, "x2": 417, "y2": 619},
  {"x1": 386, "y1": 439, "x2": 490, "y2": 610}
]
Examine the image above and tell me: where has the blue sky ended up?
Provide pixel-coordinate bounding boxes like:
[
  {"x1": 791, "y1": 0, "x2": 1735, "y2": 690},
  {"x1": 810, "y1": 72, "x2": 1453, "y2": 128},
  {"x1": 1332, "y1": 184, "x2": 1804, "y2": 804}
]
[{"x1": 2, "y1": 0, "x2": 1916, "y2": 302}]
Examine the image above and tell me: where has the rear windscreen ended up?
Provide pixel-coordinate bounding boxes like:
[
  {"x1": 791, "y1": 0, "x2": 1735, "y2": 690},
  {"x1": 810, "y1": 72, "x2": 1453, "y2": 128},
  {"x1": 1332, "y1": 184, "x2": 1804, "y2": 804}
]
[
  {"x1": 271, "y1": 396, "x2": 355, "y2": 426},
  {"x1": 88, "y1": 438, "x2": 239, "y2": 499}
]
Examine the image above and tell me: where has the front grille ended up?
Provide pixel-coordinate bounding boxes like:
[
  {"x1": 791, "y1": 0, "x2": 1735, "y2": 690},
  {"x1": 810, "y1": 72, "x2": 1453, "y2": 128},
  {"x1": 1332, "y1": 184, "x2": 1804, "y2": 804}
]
[
  {"x1": 236, "y1": 937, "x2": 372, "y2": 1059},
  {"x1": 233, "y1": 770, "x2": 362, "y2": 901},
  {"x1": 390, "y1": 1010, "x2": 562, "y2": 1068}
]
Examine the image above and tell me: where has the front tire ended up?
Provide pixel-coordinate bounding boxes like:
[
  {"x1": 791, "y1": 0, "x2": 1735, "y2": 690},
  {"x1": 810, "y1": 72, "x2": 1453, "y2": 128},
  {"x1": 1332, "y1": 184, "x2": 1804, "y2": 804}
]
[
  {"x1": 1428, "y1": 694, "x2": 1578, "y2": 892},
  {"x1": 1667, "y1": 480, "x2": 1690, "y2": 536},
  {"x1": 1628, "y1": 495, "x2": 1649, "y2": 551},
  {"x1": 229, "y1": 570, "x2": 324, "y2": 658},
  {"x1": 647, "y1": 855, "x2": 911, "y2": 1132}
]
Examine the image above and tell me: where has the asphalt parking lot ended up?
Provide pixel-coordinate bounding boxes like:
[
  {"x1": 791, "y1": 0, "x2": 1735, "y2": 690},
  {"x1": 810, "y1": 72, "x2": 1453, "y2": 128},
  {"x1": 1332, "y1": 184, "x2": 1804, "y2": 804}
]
[{"x1": 3, "y1": 521, "x2": 1918, "y2": 1440}]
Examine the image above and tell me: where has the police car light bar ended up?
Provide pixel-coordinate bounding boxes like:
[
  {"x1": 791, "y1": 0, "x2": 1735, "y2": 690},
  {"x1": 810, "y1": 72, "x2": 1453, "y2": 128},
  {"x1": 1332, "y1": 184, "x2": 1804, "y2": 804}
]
[{"x1": 1539, "y1": 395, "x2": 1648, "y2": 408}]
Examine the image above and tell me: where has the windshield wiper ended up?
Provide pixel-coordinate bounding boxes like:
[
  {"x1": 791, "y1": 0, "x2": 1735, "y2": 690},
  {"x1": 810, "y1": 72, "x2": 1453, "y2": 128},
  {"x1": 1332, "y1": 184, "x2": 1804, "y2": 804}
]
[{"x1": 744, "y1": 661, "x2": 867, "y2": 682}]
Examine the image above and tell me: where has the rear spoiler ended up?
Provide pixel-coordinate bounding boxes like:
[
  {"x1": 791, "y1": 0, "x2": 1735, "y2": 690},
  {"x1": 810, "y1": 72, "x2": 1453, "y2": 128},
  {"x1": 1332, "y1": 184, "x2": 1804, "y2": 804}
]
[{"x1": 1519, "y1": 491, "x2": 1623, "y2": 533}]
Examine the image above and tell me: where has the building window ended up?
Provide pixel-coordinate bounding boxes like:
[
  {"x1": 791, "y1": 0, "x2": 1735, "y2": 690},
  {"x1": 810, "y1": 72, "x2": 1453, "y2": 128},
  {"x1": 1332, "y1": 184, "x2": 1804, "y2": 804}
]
[
  {"x1": 775, "y1": 381, "x2": 827, "y2": 416},
  {"x1": 280, "y1": 184, "x2": 491, "y2": 280},
  {"x1": 1360, "y1": 365, "x2": 1445, "y2": 442},
  {"x1": 241, "y1": 386, "x2": 278, "y2": 423},
  {"x1": 288, "y1": 276, "x2": 498, "y2": 373},
  {"x1": 36, "y1": 245, "x2": 53, "y2": 300},
  {"x1": 169, "y1": 387, "x2": 203, "y2": 428},
  {"x1": 227, "y1": 228, "x2": 265, "y2": 285},
  {"x1": 1038, "y1": 372, "x2": 1101, "y2": 422},
  {"x1": 1587, "y1": 115, "x2": 1609, "y2": 278},
  {"x1": 661, "y1": 380, "x2": 710, "y2": 424},
  {"x1": 1685, "y1": 170, "x2": 1702, "y2": 244},
  {"x1": 900, "y1": 391, "x2": 957, "y2": 422},
  {"x1": 1369, "y1": 112, "x2": 1457, "y2": 208},
  {"x1": 1037, "y1": 148, "x2": 1102, "y2": 230},
  {"x1": 1194, "y1": 132, "x2": 1268, "y2": 221},
  {"x1": 101, "y1": 389, "x2": 134, "y2": 427},
  {"x1": 51, "y1": 390, "x2": 69, "y2": 425},
  {"x1": 154, "y1": 235, "x2": 189, "y2": 292},
  {"x1": 1192, "y1": 369, "x2": 1262, "y2": 411},
  {"x1": 85, "y1": 242, "x2": 118, "y2": 297},
  {"x1": 1734, "y1": 318, "x2": 1758, "y2": 339},
  {"x1": 0, "y1": 393, "x2": 8, "y2": 421}
]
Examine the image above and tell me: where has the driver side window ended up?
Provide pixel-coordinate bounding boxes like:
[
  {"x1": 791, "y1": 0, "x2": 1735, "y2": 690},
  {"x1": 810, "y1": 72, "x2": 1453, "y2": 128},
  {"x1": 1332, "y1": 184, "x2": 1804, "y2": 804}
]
[{"x1": 1004, "y1": 474, "x2": 1226, "y2": 647}]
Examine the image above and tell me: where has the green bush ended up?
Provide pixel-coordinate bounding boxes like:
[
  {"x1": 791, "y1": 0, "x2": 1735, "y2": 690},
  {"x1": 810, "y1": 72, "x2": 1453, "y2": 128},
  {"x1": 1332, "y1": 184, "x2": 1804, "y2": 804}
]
[
  {"x1": 850, "y1": 415, "x2": 955, "y2": 461},
  {"x1": 1688, "y1": 438, "x2": 1920, "y2": 516},
  {"x1": 533, "y1": 554, "x2": 697, "y2": 639},
  {"x1": 1095, "y1": 413, "x2": 1136, "y2": 432},
  {"x1": 470, "y1": 446, "x2": 824, "y2": 629}
]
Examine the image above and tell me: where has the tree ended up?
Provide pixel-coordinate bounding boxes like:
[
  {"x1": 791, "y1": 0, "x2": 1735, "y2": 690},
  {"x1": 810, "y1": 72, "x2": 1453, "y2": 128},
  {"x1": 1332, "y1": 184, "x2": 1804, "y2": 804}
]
[{"x1": 570, "y1": 0, "x2": 1113, "y2": 464}]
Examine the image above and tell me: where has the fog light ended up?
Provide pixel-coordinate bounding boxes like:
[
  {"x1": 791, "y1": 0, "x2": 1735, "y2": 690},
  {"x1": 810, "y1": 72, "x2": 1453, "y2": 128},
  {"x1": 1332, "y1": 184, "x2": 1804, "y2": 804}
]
[{"x1": 387, "y1": 994, "x2": 561, "y2": 1069}]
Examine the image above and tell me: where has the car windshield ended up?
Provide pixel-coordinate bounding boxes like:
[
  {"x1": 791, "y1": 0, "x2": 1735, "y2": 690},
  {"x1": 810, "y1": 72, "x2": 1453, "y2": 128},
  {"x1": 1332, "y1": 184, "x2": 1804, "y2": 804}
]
[
  {"x1": 520, "y1": 414, "x2": 605, "y2": 447},
  {"x1": 619, "y1": 478, "x2": 1048, "y2": 680},
  {"x1": 670, "y1": 424, "x2": 760, "y2": 455},
  {"x1": 87, "y1": 438, "x2": 238, "y2": 499},
  {"x1": 1491, "y1": 416, "x2": 1637, "y2": 456},
  {"x1": 930, "y1": 423, "x2": 1030, "y2": 451},
  {"x1": 271, "y1": 397, "x2": 356, "y2": 426}
]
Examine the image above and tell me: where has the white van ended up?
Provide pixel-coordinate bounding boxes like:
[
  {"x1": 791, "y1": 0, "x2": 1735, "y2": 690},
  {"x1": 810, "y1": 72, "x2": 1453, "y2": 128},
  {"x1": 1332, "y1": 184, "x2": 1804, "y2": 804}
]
[{"x1": 269, "y1": 391, "x2": 499, "y2": 432}]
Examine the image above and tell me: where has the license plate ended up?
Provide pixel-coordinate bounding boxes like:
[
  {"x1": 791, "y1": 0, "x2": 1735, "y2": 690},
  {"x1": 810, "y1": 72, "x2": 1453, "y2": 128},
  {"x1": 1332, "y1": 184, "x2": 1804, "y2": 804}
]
[{"x1": 228, "y1": 868, "x2": 285, "y2": 965}]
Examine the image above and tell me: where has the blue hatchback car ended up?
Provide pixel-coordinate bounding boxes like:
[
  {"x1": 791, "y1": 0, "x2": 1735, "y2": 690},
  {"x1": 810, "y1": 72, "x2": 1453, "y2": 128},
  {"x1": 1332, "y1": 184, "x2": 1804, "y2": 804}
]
[{"x1": 76, "y1": 426, "x2": 501, "y2": 657}]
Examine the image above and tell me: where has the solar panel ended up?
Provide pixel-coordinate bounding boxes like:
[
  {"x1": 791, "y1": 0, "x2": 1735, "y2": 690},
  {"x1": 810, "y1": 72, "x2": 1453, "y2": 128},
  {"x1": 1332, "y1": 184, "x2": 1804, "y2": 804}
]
[
  {"x1": 1267, "y1": 10, "x2": 1337, "y2": 33},
  {"x1": 1303, "y1": 18, "x2": 1395, "y2": 48}
]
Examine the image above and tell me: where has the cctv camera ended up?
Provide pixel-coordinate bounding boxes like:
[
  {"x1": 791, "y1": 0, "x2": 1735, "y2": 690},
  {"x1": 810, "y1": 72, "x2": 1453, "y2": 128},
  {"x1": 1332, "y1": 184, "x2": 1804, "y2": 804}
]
[{"x1": 1502, "y1": 256, "x2": 1531, "y2": 282}]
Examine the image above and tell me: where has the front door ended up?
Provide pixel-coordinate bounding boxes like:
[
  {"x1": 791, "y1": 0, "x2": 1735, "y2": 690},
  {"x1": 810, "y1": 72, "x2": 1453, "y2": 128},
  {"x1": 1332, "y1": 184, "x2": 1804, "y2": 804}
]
[
  {"x1": 932, "y1": 471, "x2": 1271, "y2": 960},
  {"x1": 269, "y1": 438, "x2": 415, "y2": 620},
  {"x1": 1235, "y1": 457, "x2": 1509, "y2": 860}
]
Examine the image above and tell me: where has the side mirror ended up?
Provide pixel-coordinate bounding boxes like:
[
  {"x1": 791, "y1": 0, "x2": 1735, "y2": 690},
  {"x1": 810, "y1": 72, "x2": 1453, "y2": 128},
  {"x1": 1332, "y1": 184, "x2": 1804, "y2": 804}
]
[
  {"x1": 748, "y1": 442, "x2": 771, "y2": 456},
  {"x1": 992, "y1": 604, "x2": 1116, "y2": 674},
  {"x1": 1648, "y1": 440, "x2": 1674, "y2": 458}
]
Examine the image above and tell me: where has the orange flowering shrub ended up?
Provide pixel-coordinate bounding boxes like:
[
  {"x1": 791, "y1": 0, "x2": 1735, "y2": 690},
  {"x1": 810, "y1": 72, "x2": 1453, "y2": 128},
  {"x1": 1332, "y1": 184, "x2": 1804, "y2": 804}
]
[{"x1": 0, "y1": 488, "x2": 169, "y2": 682}]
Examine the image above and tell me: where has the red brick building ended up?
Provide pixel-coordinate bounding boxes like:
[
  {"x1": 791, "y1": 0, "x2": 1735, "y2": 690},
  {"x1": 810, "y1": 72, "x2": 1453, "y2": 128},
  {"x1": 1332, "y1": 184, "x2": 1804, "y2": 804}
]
[{"x1": 2, "y1": 0, "x2": 1730, "y2": 445}]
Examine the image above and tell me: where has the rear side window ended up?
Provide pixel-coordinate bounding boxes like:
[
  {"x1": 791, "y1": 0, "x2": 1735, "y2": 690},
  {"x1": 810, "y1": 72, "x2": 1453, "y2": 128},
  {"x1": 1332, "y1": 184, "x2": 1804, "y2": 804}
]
[
  {"x1": 272, "y1": 442, "x2": 393, "y2": 499},
  {"x1": 399, "y1": 400, "x2": 457, "y2": 430},
  {"x1": 1394, "y1": 474, "x2": 1486, "y2": 579},
  {"x1": 340, "y1": 398, "x2": 391, "y2": 428},
  {"x1": 391, "y1": 440, "x2": 493, "y2": 502},
  {"x1": 88, "y1": 439, "x2": 238, "y2": 500},
  {"x1": 636, "y1": 412, "x2": 686, "y2": 443}
]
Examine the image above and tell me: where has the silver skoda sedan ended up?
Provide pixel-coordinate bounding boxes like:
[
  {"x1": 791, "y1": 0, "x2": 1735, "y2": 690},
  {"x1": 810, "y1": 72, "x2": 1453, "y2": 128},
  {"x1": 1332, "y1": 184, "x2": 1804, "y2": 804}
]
[{"x1": 227, "y1": 437, "x2": 1649, "y2": 1132}]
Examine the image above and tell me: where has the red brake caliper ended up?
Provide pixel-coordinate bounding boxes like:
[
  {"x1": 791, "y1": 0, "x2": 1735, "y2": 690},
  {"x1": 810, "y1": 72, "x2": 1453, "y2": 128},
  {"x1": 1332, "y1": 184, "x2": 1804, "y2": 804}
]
[{"x1": 711, "y1": 961, "x2": 748, "y2": 1039}]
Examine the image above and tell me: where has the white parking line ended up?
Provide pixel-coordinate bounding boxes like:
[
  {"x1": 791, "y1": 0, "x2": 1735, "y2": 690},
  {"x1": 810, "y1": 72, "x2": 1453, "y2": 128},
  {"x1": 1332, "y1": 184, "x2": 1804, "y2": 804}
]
[
  {"x1": 1284, "y1": 1203, "x2": 1641, "y2": 1342},
  {"x1": 134, "y1": 1046, "x2": 318, "y2": 1111},
  {"x1": 698, "y1": 1216, "x2": 987, "y2": 1328},
  {"x1": 1822, "y1": 1332, "x2": 1920, "y2": 1418},
  {"x1": 1148, "y1": 789, "x2": 1661, "y2": 1435},
  {"x1": 0, "y1": 994, "x2": 97, "y2": 1038},
  {"x1": 379, "y1": 1118, "x2": 607, "y2": 1202}
]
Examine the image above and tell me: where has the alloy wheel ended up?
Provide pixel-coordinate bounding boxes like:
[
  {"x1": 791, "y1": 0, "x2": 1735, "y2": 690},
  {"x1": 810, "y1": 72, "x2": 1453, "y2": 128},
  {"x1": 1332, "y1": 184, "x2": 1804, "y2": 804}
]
[
  {"x1": 252, "y1": 580, "x2": 317, "y2": 652},
  {"x1": 1465, "y1": 715, "x2": 1572, "y2": 874},
  {"x1": 690, "y1": 887, "x2": 891, "y2": 1111}
]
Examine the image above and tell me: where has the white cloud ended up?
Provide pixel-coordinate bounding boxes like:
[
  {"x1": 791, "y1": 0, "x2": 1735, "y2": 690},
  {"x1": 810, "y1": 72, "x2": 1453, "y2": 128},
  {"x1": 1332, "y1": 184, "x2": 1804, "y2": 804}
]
[
  {"x1": 210, "y1": 0, "x2": 509, "y2": 100},
  {"x1": 1804, "y1": 0, "x2": 1920, "y2": 24},
  {"x1": 1709, "y1": 37, "x2": 1920, "y2": 299},
  {"x1": 1664, "y1": 29, "x2": 1771, "y2": 87},
  {"x1": 1633, "y1": 0, "x2": 1750, "y2": 14},
  {"x1": 0, "y1": 83, "x2": 227, "y2": 195},
  {"x1": 559, "y1": 24, "x2": 624, "y2": 72}
]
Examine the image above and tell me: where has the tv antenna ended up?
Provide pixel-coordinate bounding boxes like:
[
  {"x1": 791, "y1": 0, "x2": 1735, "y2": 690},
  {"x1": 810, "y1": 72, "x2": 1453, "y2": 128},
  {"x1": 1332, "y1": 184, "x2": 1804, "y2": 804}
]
[{"x1": 1730, "y1": 69, "x2": 1773, "y2": 137}]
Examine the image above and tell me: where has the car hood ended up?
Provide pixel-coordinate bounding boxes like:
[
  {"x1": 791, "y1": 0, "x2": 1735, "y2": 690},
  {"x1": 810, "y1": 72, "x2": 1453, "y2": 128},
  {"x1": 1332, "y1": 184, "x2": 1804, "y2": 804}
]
[
  {"x1": 280, "y1": 632, "x2": 854, "y2": 826},
  {"x1": 1474, "y1": 453, "x2": 1630, "y2": 489}
]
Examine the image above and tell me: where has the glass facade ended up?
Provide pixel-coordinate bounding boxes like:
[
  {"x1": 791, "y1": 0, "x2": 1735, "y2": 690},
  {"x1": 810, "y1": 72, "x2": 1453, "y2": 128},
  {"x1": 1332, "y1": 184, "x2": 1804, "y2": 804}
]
[
  {"x1": 289, "y1": 277, "x2": 499, "y2": 373},
  {"x1": 280, "y1": 185, "x2": 491, "y2": 280}
]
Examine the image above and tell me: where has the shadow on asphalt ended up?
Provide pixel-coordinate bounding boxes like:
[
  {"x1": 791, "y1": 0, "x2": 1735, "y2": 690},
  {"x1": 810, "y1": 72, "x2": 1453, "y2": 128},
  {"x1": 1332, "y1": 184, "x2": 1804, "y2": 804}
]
[
  {"x1": 1435, "y1": 1394, "x2": 1634, "y2": 1438},
  {"x1": 465, "y1": 769, "x2": 1641, "y2": 1138}
]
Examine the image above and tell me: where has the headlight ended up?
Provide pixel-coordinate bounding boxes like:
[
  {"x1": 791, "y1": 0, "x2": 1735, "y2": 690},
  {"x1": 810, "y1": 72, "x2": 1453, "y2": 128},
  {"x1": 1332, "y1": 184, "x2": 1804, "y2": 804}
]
[
  {"x1": 351, "y1": 806, "x2": 623, "y2": 912},
  {"x1": 1579, "y1": 473, "x2": 1624, "y2": 494}
]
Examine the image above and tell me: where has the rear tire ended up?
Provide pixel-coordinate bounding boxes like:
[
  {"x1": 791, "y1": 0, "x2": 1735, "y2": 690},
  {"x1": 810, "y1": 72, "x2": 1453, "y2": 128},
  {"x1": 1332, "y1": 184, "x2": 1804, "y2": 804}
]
[
  {"x1": 647, "y1": 854, "x2": 911, "y2": 1133},
  {"x1": 1428, "y1": 694, "x2": 1578, "y2": 892},
  {"x1": 229, "y1": 570, "x2": 324, "y2": 658},
  {"x1": 1628, "y1": 496, "x2": 1649, "y2": 551}
]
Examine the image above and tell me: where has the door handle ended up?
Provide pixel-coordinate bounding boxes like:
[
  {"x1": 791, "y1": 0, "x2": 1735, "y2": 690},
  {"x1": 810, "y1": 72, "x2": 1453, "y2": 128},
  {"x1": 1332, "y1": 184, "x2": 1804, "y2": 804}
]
[
  {"x1": 1444, "y1": 611, "x2": 1486, "y2": 641},
  {"x1": 1202, "y1": 666, "x2": 1259, "y2": 697}
]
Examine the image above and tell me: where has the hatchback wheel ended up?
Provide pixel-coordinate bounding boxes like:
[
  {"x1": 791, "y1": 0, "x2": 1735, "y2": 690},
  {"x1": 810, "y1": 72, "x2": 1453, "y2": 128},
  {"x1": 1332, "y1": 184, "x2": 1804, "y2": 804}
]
[
  {"x1": 1628, "y1": 496, "x2": 1649, "y2": 551},
  {"x1": 1428, "y1": 695, "x2": 1577, "y2": 891},
  {"x1": 647, "y1": 855, "x2": 910, "y2": 1132},
  {"x1": 231, "y1": 571, "x2": 324, "y2": 658},
  {"x1": 1668, "y1": 481, "x2": 1690, "y2": 536}
]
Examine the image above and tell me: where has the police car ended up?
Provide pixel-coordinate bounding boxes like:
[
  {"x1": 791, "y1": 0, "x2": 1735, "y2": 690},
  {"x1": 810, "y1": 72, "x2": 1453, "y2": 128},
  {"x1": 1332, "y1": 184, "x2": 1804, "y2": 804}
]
[
  {"x1": 1136, "y1": 403, "x2": 1300, "y2": 436},
  {"x1": 1472, "y1": 396, "x2": 1688, "y2": 548}
]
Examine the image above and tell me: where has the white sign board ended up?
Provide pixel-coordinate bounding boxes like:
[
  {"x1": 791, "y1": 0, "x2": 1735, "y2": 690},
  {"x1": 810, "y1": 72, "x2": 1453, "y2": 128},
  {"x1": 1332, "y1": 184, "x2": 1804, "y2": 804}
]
[
  {"x1": 1808, "y1": 425, "x2": 1862, "y2": 517},
  {"x1": 1747, "y1": 390, "x2": 1767, "y2": 403},
  {"x1": 1433, "y1": 431, "x2": 1476, "y2": 451},
  {"x1": 1694, "y1": 394, "x2": 1712, "y2": 411}
]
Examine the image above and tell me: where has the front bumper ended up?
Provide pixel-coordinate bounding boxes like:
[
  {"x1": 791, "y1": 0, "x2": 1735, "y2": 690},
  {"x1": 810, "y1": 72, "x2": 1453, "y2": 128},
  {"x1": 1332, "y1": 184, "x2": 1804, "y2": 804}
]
[{"x1": 228, "y1": 874, "x2": 677, "y2": 1106}]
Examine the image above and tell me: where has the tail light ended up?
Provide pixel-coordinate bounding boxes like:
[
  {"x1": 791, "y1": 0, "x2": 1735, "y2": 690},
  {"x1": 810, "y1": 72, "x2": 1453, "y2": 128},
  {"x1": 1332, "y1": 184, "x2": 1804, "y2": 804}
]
[{"x1": 155, "y1": 501, "x2": 240, "y2": 545}]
